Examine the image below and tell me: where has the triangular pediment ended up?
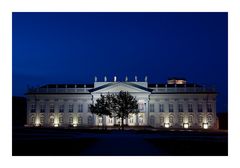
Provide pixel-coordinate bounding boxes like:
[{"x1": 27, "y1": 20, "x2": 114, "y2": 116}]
[{"x1": 89, "y1": 82, "x2": 152, "y2": 93}]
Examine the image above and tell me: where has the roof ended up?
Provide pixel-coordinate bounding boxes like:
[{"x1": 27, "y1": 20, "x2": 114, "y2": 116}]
[
  {"x1": 148, "y1": 83, "x2": 202, "y2": 88},
  {"x1": 39, "y1": 84, "x2": 94, "y2": 88},
  {"x1": 89, "y1": 82, "x2": 152, "y2": 92}
]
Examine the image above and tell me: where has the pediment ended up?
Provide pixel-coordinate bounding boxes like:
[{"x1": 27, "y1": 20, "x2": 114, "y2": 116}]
[{"x1": 89, "y1": 82, "x2": 152, "y2": 93}]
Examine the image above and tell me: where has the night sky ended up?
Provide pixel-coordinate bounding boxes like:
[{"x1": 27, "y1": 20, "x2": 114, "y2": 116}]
[{"x1": 12, "y1": 12, "x2": 228, "y2": 112}]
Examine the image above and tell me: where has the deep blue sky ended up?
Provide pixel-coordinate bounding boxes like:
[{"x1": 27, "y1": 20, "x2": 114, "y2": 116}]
[{"x1": 12, "y1": 12, "x2": 228, "y2": 112}]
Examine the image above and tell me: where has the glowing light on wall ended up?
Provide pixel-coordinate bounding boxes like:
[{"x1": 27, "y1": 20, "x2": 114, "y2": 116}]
[
  {"x1": 73, "y1": 116, "x2": 78, "y2": 127},
  {"x1": 35, "y1": 117, "x2": 40, "y2": 126},
  {"x1": 164, "y1": 123, "x2": 170, "y2": 128},
  {"x1": 183, "y1": 123, "x2": 189, "y2": 129},
  {"x1": 203, "y1": 123, "x2": 208, "y2": 129}
]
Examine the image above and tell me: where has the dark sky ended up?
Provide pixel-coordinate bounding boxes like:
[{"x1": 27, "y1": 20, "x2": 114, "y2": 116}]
[{"x1": 12, "y1": 12, "x2": 228, "y2": 112}]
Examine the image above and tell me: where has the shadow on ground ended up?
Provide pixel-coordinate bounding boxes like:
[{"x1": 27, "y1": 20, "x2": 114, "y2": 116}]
[{"x1": 12, "y1": 127, "x2": 228, "y2": 156}]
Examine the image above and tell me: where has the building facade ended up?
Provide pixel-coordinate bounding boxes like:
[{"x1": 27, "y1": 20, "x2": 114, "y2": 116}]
[{"x1": 26, "y1": 77, "x2": 218, "y2": 129}]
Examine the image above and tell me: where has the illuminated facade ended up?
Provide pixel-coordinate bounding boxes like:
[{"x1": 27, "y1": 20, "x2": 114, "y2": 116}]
[{"x1": 26, "y1": 77, "x2": 218, "y2": 129}]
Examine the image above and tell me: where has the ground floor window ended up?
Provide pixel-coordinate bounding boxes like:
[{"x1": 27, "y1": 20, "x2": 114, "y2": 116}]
[
  {"x1": 69, "y1": 117, "x2": 73, "y2": 124},
  {"x1": 88, "y1": 116, "x2": 93, "y2": 124},
  {"x1": 40, "y1": 117, "x2": 44, "y2": 124},
  {"x1": 78, "y1": 117, "x2": 82, "y2": 124},
  {"x1": 150, "y1": 116, "x2": 155, "y2": 125}
]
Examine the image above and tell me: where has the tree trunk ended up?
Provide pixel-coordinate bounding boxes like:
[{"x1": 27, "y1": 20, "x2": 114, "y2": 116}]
[{"x1": 121, "y1": 117, "x2": 124, "y2": 131}]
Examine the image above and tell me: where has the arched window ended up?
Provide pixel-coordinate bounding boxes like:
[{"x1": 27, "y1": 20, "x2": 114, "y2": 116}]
[
  {"x1": 207, "y1": 115, "x2": 212, "y2": 123},
  {"x1": 31, "y1": 116, "x2": 35, "y2": 124},
  {"x1": 169, "y1": 116, "x2": 174, "y2": 124},
  {"x1": 178, "y1": 115, "x2": 183, "y2": 123},
  {"x1": 188, "y1": 115, "x2": 193, "y2": 123}
]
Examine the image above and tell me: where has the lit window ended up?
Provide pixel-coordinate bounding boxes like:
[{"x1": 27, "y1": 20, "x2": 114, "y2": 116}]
[
  {"x1": 159, "y1": 104, "x2": 164, "y2": 112},
  {"x1": 69, "y1": 104, "x2": 73, "y2": 113},
  {"x1": 150, "y1": 104, "x2": 154, "y2": 112},
  {"x1": 178, "y1": 104, "x2": 183, "y2": 112},
  {"x1": 169, "y1": 104, "x2": 174, "y2": 112},
  {"x1": 59, "y1": 105, "x2": 64, "y2": 113},
  {"x1": 188, "y1": 104, "x2": 193, "y2": 112},
  {"x1": 78, "y1": 104, "x2": 83, "y2": 112},
  {"x1": 31, "y1": 104, "x2": 36, "y2": 113},
  {"x1": 207, "y1": 103, "x2": 212, "y2": 112},
  {"x1": 198, "y1": 104, "x2": 203, "y2": 112},
  {"x1": 50, "y1": 104, "x2": 54, "y2": 113}
]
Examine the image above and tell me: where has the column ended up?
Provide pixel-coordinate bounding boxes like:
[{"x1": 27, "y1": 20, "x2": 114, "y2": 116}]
[{"x1": 135, "y1": 114, "x2": 138, "y2": 126}]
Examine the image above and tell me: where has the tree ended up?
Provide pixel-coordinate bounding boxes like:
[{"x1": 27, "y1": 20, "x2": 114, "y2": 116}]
[
  {"x1": 90, "y1": 91, "x2": 139, "y2": 130},
  {"x1": 90, "y1": 94, "x2": 112, "y2": 129},
  {"x1": 112, "y1": 91, "x2": 139, "y2": 130}
]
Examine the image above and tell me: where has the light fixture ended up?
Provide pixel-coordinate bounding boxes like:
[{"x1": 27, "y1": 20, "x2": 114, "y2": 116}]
[
  {"x1": 54, "y1": 123, "x2": 59, "y2": 127},
  {"x1": 164, "y1": 123, "x2": 170, "y2": 128},
  {"x1": 203, "y1": 123, "x2": 208, "y2": 129},
  {"x1": 183, "y1": 123, "x2": 189, "y2": 129},
  {"x1": 73, "y1": 124, "x2": 77, "y2": 127}
]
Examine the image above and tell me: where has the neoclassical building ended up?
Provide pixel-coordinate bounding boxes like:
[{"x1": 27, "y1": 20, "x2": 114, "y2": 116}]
[{"x1": 26, "y1": 76, "x2": 218, "y2": 129}]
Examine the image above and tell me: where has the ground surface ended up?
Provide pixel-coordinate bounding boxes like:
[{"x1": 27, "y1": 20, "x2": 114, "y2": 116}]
[{"x1": 12, "y1": 127, "x2": 228, "y2": 156}]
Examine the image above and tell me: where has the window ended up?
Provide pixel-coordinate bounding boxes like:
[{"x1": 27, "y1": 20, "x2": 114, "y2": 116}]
[
  {"x1": 189, "y1": 115, "x2": 193, "y2": 123},
  {"x1": 69, "y1": 104, "x2": 73, "y2": 113},
  {"x1": 169, "y1": 104, "x2": 174, "y2": 112},
  {"x1": 40, "y1": 104, "x2": 46, "y2": 113},
  {"x1": 169, "y1": 116, "x2": 174, "y2": 123},
  {"x1": 31, "y1": 116, "x2": 35, "y2": 124},
  {"x1": 150, "y1": 116, "x2": 155, "y2": 125},
  {"x1": 40, "y1": 117, "x2": 44, "y2": 124},
  {"x1": 31, "y1": 104, "x2": 36, "y2": 113},
  {"x1": 50, "y1": 117, "x2": 54, "y2": 124},
  {"x1": 78, "y1": 117, "x2": 82, "y2": 124},
  {"x1": 88, "y1": 104, "x2": 91, "y2": 112},
  {"x1": 178, "y1": 115, "x2": 183, "y2": 123},
  {"x1": 50, "y1": 104, "x2": 54, "y2": 113},
  {"x1": 138, "y1": 103, "x2": 144, "y2": 111},
  {"x1": 198, "y1": 116, "x2": 203, "y2": 123},
  {"x1": 178, "y1": 104, "x2": 183, "y2": 112},
  {"x1": 59, "y1": 105, "x2": 64, "y2": 113},
  {"x1": 198, "y1": 104, "x2": 203, "y2": 112},
  {"x1": 69, "y1": 117, "x2": 73, "y2": 124},
  {"x1": 207, "y1": 115, "x2": 212, "y2": 122},
  {"x1": 188, "y1": 104, "x2": 193, "y2": 112},
  {"x1": 159, "y1": 104, "x2": 164, "y2": 112},
  {"x1": 150, "y1": 104, "x2": 154, "y2": 112},
  {"x1": 129, "y1": 117, "x2": 133, "y2": 123},
  {"x1": 109, "y1": 118, "x2": 112, "y2": 123},
  {"x1": 88, "y1": 116, "x2": 92, "y2": 124},
  {"x1": 59, "y1": 117, "x2": 63, "y2": 123},
  {"x1": 78, "y1": 104, "x2": 83, "y2": 113},
  {"x1": 160, "y1": 117, "x2": 164, "y2": 124},
  {"x1": 207, "y1": 103, "x2": 212, "y2": 112}
]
